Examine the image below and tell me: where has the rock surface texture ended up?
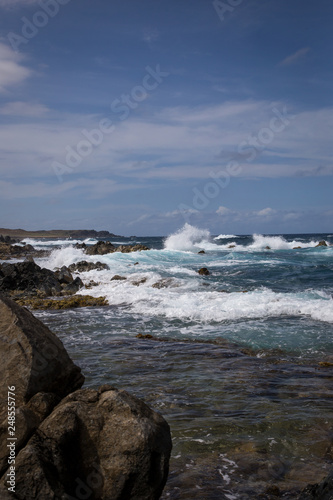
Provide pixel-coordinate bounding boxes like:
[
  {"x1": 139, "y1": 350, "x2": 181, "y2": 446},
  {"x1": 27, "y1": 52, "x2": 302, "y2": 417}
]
[{"x1": 0, "y1": 295, "x2": 172, "y2": 499}]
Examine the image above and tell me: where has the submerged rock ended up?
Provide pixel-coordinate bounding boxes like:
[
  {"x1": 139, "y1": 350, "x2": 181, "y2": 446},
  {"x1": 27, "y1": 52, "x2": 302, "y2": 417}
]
[
  {"x1": 298, "y1": 469, "x2": 333, "y2": 499},
  {"x1": 198, "y1": 267, "x2": 210, "y2": 276}
]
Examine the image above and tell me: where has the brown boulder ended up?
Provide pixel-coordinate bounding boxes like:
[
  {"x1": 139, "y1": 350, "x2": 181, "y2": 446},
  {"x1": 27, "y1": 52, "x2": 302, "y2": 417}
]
[
  {"x1": 315, "y1": 240, "x2": 328, "y2": 247},
  {"x1": 0, "y1": 294, "x2": 84, "y2": 475},
  {"x1": 1, "y1": 386, "x2": 172, "y2": 500}
]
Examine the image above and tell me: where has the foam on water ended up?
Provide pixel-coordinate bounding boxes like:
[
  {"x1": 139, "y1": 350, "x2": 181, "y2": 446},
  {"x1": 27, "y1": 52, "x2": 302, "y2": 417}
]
[
  {"x1": 164, "y1": 224, "x2": 216, "y2": 251},
  {"x1": 20, "y1": 237, "x2": 98, "y2": 247},
  {"x1": 214, "y1": 234, "x2": 237, "y2": 240}
]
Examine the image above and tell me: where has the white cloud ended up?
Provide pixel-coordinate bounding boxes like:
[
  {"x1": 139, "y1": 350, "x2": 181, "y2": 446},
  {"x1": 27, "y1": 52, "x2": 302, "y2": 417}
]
[
  {"x1": 216, "y1": 206, "x2": 231, "y2": 216},
  {"x1": 0, "y1": 0, "x2": 39, "y2": 7},
  {"x1": 0, "y1": 43, "x2": 31, "y2": 91},
  {"x1": 0, "y1": 101, "x2": 49, "y2": 116},
  {"x1": 256, "y1": 208, "x2": 276, "y2": 217},
  {"x1": 280, "y1": 47, "x2": 310, "y2": 66}
]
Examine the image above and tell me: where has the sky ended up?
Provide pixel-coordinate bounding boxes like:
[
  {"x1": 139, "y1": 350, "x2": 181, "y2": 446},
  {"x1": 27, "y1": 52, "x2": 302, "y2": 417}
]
[{"x1": 0, "y1": 0, "x2": 332, "y2": 236}]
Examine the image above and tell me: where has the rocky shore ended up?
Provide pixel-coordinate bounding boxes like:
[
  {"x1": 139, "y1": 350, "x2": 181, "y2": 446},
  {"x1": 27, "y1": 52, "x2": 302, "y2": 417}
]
[{"x1": 0, "y1": 294, "x2": 172, "y2": 499}]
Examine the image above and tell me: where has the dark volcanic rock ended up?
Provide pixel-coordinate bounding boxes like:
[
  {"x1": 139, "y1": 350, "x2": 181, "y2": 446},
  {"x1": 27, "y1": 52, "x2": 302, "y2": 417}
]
[
  {"x1": 0, "y1": 261, "x2": 83, "y2": 298},
  {"x1": 83, "y1": 241, "x2": 150, "y2": 256},
  {"x1": 15, "y1": 295, "x2": 108, "y2": 310},
  {"x1": 0, "y1": 294, "x2": 84, "y2": 475},
  {"x1": 68, "y1": 260, "x2": 109, "y2": 272},
  {"x1": 2, "y1": 386, "x2": 171, "y2": 500},
  {"x1": 85, "y1": 241, "x2": 116, "y2": 255},
  {"x1": 198, "y1": 267, "x2": 210, "y2": 276}
]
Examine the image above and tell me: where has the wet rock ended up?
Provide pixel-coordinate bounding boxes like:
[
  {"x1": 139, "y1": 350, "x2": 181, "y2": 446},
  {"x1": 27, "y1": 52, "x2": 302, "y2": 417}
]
[
  {"x1": 132, "y1": 277, "x2": 148, "y2": 286},
  {"x1": 315, "y1": 240, "x2": 328, "y2": 247},
  {"x1": 198, "y1": 268, "x2": 210, "y2": 276},
  {"x1": 115, "y1": 244, "x2": 150, "y2": 253},
  {"x1": 198, "y1": 250, "x2": 205, "y2": 254},
  {"x1": 1, "y1": 387, "x2": 172, "y2": 500},
  {"x1": 69, "y1": 260, "x2": 109, "y2": 272},
  {"x1": 0, "y1": 294, "x2": 84, "y2": 475},
  {"x1": 86, "y1": 241, "x2": 116, "y2": 255},
  {"x1": 0, "y1": 261, "x2": 63, "y2": 298},
  {"x1": 136, "y1": 333, "x2": 154, "y2": 339},
  {"x1": 0, "y1": 242, "x2": 49, "y2": 260},
  {"x1": 228, "y1": 244, "x2": 236, "y2": 249},
  {"x1": 85, "y1": 280, "x2": 99, "y2": 288},
  {"x1": 265, "y1": 246, "x2": 271, "y2": 250},
  {"x1": 15, "y1": 295, "x2": 108, "y2": 310},
  {"x1": 298, "y1": 469, "x2": 333, "y2": 499},
  {"x1": 111, "y1": 275, "x2": 127, "y2": 281},
  {"x1": 152, "y1": 278, "x2": 174, "y2": 289},
  {"x1": 0, "y1": 261, "x2": 83, "y2": 298}
]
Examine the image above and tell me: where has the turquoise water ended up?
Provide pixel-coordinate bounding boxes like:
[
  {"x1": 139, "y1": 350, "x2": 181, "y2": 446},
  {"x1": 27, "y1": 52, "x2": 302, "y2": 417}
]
[{"x1": 29, "y1": 226, "x2": 333, "y2": 498}]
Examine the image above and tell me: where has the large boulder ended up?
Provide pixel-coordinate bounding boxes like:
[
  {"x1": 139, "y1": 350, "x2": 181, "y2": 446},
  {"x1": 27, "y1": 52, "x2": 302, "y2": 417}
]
[
  {"x1": 1, "y1": 386, "x2": 172, "y2": 500},
  {"x1": 0, "y1": 294, "x2": 84, "y2": 475}
]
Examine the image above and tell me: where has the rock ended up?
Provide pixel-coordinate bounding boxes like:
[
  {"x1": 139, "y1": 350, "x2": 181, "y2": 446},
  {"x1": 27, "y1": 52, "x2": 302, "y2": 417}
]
[
  {"x1": 132, "y1": 277, "x2": 147, "y2": 286},
  {"x1": 83, "y1": 242, "x2": 150, "y2": 256},
  {"x1": 85, "y1": 241, "x2": 116, "y2": 255},
  {"x1": 0, "y1": 261, "x2": 63, "y2": 298},
  {"x1": 152, "y1": 278, "x2": 173, "y2": 289},
  {"x1": 54, "y1": 265, "x2": 73, "y2": 284},
  {"x1": 0, "y1": 261, "x2": 83, "y2": 298},
  {"x1": 134, "y1": 262, "x2": 139, "y2": 265},
  {"x1": 68, "y1": 261, "x2": 109, "y2": 272},
  {"x1": 293, "y1": 246, "x2": 302, "y2": 249},
  {"x1": 228, "y1": 244, "x2": 236, "y2": 249},
  {"x1": 0, "y1": 298, "x2": 172, "y2": 500},
  {"x1": 198, "y1": 250, "x2": 205, "y2": 254},
  {"x1": 298, "y1": 469, "x2": 333, "y2": 499},
  {"x1": 0, "y1": 242, "x2": 48, "y2": 260},
  {"x1": 265, "y1": 246, "x2": 271, "y2": 250},
  {"x1": 136, "y1": 334, "x2": 154, "y2": 339},
  {"x1": 1, "y1": 386, "x2": 171, "y2": 500},
  {"x1": 111, "y1": 275, "x2": 127, "y2": 281},
  {"x1": 0, "y1": 294, "x2": 84, "y2": 475},
  {"x1": 15, "y1": 295, "x2": 108, "y2": 310},
  {"x1": 198, "y1": 268, "x2": 210, "y2": 276},
  {"x1": 316, "y1": 240, "x2": 328, "y2": 247}
]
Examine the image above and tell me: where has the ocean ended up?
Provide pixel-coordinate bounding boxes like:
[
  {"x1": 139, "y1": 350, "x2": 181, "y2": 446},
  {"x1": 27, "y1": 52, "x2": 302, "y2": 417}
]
[{"x1": 23, "y1": 224, "x2": 333, "y2": 498}]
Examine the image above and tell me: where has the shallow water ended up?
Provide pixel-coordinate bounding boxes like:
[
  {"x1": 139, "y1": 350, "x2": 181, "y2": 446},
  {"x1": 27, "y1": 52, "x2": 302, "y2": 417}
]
[{"x1": 29, "y1": 226, "x2": 333, "y2": 498}]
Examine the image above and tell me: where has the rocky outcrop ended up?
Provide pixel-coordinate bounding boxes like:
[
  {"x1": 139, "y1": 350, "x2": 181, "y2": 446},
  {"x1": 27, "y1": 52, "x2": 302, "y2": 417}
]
[
  {"x1": 298, "y1": 469, "x2": 333, "y2": 499},
  {"x1": 0, "y1": 262, "x2": 83, "y2": 298},
  {"x1": 0, "y1": 243, "x2": 48, "y2": 261},
  {"x1": 68, "y1": 261, "x2": 109, "y2": 272},
  {"x1": 0, "y1": 295, "x2": 172, "y2": 500},
  {"x1": 77, "y1": 241, "x2": 150, "y2": 256},
  {"x1": 315, "y1": 240, "x2": 328, "y2": 247}
]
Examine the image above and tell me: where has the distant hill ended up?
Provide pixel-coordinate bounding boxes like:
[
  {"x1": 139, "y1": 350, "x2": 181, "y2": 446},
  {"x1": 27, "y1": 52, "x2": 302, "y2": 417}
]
[{"x1": 0, "y1": 228, "x2": 120, "y2": 239}]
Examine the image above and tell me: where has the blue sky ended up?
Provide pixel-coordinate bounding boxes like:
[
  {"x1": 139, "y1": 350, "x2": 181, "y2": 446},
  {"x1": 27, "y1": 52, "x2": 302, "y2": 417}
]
[{"x1": 0, "y1": 0, "x2": 332, "y2": 236}]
